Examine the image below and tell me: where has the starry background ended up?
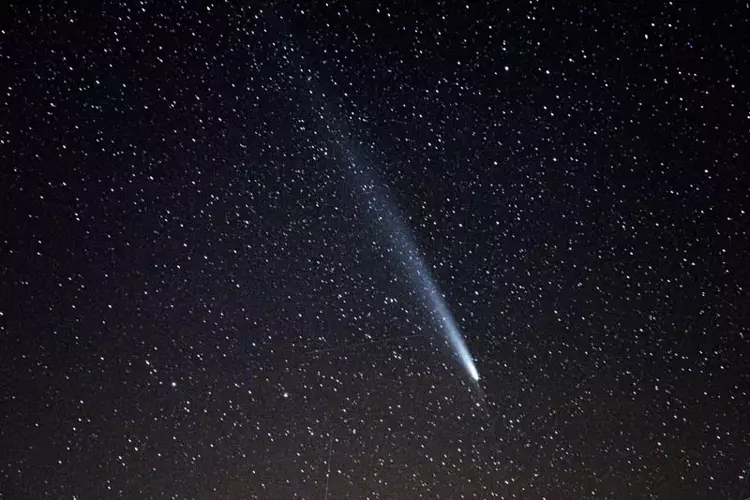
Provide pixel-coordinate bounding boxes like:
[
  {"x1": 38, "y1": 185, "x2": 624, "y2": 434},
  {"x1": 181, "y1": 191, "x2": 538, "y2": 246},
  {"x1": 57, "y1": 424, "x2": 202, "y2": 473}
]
[{"x1": 1, "y1": 2, "x2": 749, "y2": 499}]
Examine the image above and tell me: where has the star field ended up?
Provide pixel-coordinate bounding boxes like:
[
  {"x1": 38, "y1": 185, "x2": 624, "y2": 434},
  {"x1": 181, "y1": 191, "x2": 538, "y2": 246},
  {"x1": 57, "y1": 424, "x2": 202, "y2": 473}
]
[{"x1": 1, "y1": 2, "x2": 749, "y2": 499}]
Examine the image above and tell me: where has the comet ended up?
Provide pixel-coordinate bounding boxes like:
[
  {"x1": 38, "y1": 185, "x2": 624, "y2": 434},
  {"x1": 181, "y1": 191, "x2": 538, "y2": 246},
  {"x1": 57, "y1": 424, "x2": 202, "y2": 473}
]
[
  {"x1": 344, "y1": 158, "x2": 480, "y2": 383},
  {"x1": 288, "y1": 49, "x2": 480, "y2": 382}
]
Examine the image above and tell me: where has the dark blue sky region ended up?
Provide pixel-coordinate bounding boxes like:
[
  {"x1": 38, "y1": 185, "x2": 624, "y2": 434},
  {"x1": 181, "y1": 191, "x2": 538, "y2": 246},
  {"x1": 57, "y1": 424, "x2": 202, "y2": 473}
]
[{"x1": 1, "y1": 2, "x2": 749, "y2": 499}]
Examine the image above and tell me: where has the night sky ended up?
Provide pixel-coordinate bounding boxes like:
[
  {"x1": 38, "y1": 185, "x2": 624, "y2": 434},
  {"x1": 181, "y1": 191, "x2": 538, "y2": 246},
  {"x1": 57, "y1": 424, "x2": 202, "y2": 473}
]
[{"x1": 2, "y1": 2, "x2": 749, "y2": 499}]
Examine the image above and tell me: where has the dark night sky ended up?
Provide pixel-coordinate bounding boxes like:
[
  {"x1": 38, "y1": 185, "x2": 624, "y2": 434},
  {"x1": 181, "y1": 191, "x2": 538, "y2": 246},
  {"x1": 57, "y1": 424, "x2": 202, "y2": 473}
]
[{"x1": 1, "y1": 2, "x2": 749, "y2": 499}]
